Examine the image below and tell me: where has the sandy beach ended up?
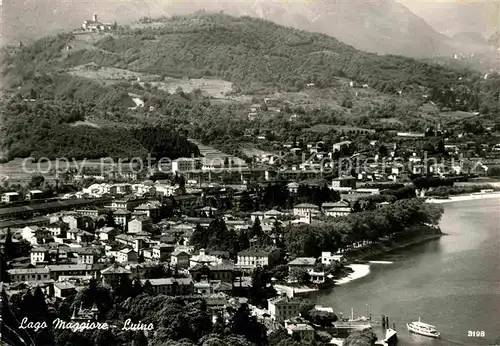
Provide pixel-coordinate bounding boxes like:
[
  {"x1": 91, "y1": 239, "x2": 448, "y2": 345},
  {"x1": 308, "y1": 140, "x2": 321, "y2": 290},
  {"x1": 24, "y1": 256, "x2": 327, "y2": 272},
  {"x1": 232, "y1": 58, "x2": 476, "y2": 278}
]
[
  {"x1": 426, "y1": 191, "x2": 500, "y2": 204},
  {"x1": 334, "y1": 264, "x2": 371, "y2": 285}
]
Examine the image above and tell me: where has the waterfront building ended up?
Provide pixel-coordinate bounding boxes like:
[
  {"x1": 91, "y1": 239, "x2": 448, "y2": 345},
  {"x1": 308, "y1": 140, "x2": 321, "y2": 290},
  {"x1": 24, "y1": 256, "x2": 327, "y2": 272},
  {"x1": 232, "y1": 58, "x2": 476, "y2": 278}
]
[{"x1": 268, "y1": 296, "x2": 302, "y2": 323}]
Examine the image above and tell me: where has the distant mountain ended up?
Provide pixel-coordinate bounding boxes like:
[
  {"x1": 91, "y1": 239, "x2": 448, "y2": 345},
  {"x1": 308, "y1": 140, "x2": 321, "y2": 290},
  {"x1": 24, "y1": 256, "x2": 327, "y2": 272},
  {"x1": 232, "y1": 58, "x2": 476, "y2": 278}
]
[
  {"x1": 488, "y1": 32, "x2": 500, "y2": 48},
  {"x1": 398, "y1": 1, "x2": 495, "y2": 38},
  {"x1": 453, "y1": 32, "x2": 487, "y2": 46},
  {"x1": 3, "y1": 0, "x2": 455, "y2": 58}
]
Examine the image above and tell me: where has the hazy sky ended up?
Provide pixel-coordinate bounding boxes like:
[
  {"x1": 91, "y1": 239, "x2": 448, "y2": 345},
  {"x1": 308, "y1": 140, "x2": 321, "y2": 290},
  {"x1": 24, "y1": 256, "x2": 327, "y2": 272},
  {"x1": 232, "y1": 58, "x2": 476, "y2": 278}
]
[{"x1": 398, "y1": 0, "x2": 497, "y2": 37}]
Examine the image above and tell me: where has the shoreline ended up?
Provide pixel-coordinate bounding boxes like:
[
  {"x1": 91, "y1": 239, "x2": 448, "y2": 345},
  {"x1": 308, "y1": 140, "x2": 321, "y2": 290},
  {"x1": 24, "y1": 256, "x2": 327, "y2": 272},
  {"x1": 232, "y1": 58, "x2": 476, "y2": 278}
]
[
  {"x1": 275, "y1": 232, "x2": 443, "y2": 296},
  {"x1": 292, "y1": 195, "x2": 500, "y2": 295},
  {"x1": 425, "y1": 191, "x2": 500, "y2": 204}
]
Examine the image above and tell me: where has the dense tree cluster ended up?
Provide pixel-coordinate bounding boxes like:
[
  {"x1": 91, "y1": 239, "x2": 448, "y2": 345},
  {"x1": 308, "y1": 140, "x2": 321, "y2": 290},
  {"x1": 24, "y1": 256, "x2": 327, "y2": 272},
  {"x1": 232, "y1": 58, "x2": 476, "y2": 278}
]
[
  {"x1": 4, "y1": 276, "x2": 272, "y2": 346},
  {"x1": 284, "y1": 198, "x2": 443, "y2": 257},
  {"x1": 0, "y1": 94, "x2": 198, "y2": 160}
]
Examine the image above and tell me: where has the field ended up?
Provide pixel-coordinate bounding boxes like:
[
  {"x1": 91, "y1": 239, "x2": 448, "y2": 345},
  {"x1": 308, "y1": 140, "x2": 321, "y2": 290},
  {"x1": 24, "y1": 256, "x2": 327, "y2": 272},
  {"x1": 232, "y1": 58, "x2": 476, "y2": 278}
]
[
  {"x1": 0, "y1": 158, "x2": 128, "y2": 184},
  {"x1": 240, "y1": 146, "x2": 276, "y2": 158},
  {"x1": 67, "y1": 64, "x2": 157, "y2": 85},
  {"x1": 303, "y1": 124, "x2": 375, "y2": 134},
  {"x1": 70, "y1": 121, "x2": 101, "y2": 128},
  {"x1": 145, "y1": 78, "x2": 234, "y2": 99},
  {"x1": 67, "y1": 64, "x2": 234, "y2": 99},
  {"x1": 439, "y1": 111, "x2": 481, "y2": 124}
]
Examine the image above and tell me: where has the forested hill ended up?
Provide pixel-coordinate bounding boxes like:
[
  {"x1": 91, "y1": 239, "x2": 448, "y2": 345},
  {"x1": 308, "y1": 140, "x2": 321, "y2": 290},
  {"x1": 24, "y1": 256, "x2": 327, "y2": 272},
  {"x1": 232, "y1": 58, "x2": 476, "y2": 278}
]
[
  {"x1": 1, "y1": 13, "x2": 498, "y2": 162},
  {"x1": 1, "y1": 13, "x2": 480, "y2": 95}
]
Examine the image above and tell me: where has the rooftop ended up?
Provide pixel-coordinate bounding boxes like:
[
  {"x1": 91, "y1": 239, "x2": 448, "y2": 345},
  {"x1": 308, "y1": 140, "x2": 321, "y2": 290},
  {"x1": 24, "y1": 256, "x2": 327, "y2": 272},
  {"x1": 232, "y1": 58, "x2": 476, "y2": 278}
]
[
  {"x1": 0, "y1": 198, "x2": 112, "y2": 217},
  {"x1": 47, "y1": 264, "x2": 93, "y2": 272},
  {"x1": 101, "y1": 265, "x2": 131, "y2": 275},
  {"x1": 293, "y1": 203, "x2": 319, "y2": 209},
  {"x1": 237, "y1": 247, "x2": 279, "y2": 257},
  {"x1": 288, "y1": 257, "x2": 316, "y2": 266}
]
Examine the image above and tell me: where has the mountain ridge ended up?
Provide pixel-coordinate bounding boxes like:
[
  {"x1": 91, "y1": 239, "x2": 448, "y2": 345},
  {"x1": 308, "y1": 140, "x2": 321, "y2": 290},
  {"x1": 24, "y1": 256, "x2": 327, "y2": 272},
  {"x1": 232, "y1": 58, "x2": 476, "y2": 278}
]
[{"x1": 3, "y1": 0, "x2": 456, "y2": 58}]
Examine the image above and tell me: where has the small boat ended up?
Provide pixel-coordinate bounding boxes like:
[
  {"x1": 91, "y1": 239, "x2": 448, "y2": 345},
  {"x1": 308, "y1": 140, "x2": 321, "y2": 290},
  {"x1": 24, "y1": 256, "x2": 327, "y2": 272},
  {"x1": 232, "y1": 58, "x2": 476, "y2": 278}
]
[{"x1": 406, "y1": 317, "x2": 441, "y2": 338}]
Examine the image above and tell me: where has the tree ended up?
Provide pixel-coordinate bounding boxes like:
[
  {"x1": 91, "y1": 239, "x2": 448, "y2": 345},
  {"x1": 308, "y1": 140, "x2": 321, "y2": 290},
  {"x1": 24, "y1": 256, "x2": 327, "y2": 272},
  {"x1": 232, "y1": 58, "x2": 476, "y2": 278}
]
[
  {"x1": 290, "y1": 268, "x2": 311, "y2": 285},
  {"x1": 239, "y1": 191, "x2": 254, "y2": 212},
  {"x1": 344, "y1": 329, "x2": 377, "y2": 346},
  {"x1": 133, "y1": 331, "x2": 148, "y2": 346},
  {"x1": 249, "y1": 217, "x2": 263, "y2": 239},
  {"x1": 250, "y1": 266, "x2": 276, "y2": 306},
  {"x1": 29, "y1": 174, "x2": 45, "y2": 189},
  {"x1": 237, "y1": 230, "x2": 250, "y2": 251},
  {"x1": 378, "y1": 145, "x2": 388, "y2": 157},
  {"x1": 3, "y1": 228, "x2": 15, "y2": 260},
  {"x1": 306, "y1": 309, "x2": 338, "y2": 327},
  {"x1": 143, "y1": 280, "x2": 154, "y2": 295},
  {"x1": 298, "y1": 299, "x2": 316, "y2": 318},
  {"x1": 230, "y1": 304, "x2": 267, "y2": 346}
]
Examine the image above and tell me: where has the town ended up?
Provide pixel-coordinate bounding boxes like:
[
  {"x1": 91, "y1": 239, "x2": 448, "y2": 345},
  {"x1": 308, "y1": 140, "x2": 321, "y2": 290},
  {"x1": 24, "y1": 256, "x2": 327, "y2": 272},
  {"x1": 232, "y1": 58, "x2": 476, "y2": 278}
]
[{"x1": 2, "y1": 123, "x2": 500, "y2": 345}]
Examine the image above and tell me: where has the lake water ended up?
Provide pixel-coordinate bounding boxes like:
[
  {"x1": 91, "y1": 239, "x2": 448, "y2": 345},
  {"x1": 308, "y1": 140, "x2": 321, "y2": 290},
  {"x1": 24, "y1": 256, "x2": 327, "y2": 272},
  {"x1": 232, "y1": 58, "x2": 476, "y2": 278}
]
[{"x1": 310, "y1": 198, "x2": 500, "y2": 345}]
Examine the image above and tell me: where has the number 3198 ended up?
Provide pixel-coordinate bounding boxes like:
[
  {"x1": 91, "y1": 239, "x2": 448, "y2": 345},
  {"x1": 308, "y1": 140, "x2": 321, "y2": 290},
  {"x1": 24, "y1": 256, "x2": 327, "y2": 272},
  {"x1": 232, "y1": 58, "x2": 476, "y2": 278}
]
[{"x1": 468, "y1": 331, "x2": 485, "y2": 337}]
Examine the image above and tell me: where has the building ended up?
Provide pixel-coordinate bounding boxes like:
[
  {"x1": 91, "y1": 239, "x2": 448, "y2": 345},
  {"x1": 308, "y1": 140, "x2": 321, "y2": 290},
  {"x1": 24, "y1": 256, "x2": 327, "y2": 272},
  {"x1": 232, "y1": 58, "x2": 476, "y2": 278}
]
[
  {"x1": 82, "y1": 13, "x2": 113, "y2": 32},
  {"x1": 30, "y1": 247, "x2": 48, "y2": 265},
  {"x1": 396, "y1": 132, "x2": 425, "y2": 138},
  {"x1": 8, "y1": 267, "x2": 51, "y2": 282},
  {"x1": 76, "y1": 247, "x2": 100, "y2": 264},
  {"x1": 152, "y1": 244, "x2": 174, "y2": 261},
  {"x1": 47, "y1": 221, "x2": 69, "y2": 238},
  {"x1": 115, "y1": 234, "x2": 143, "y2": 252},
  {"x1": 293, "y1": 203, "x2": 320, "y2": 217},
  {"x1": 0, "y1": 197, "x2": 112, "y2": 220},
  {"x1": 25, "y1": 190, "x2": 43, "y2": 200},
  {"x1": 172, "y1": 158, "x2": 201, "y2": 174},
  {"x1": 189, "y1": 261, "x2": 234, "y2": 282},
  {"x1": 116, "y1": 248, "x2": 138, "y2": 263},
  {"x1": 97, "y1": 227, "x2": 119, "y2": 242},
  {"x1": 268, "y1": 296, "x2": 302, "y2": 323},
  {"x1": 288, "y1": 257, "x2": 316, "y2": 272},
  {"x1": 285, "y1": 321, "x2": 315, "y2": 343},
  {"x1": 134, "y1": 201, "x2": 162, "y2": 219},
  {"x1": 331, "y1": 176, "x2": 356, "y2": 189},
  {"x1": 321, "y1": 252, "x2": 347, "y2": 265},
  {"x1": 170, "y1": 250, "x2": 190, "y2": 269},
  {"x1": 332, "y1": 141, "x2": 352, "y2": 152},
  {"x1": 1, "y1": 192, "x2": 21, "y2": 203},
  {"x1": 109, "y1": 197, "x2": 148, "y2": 211},
  {"x1": 236, "y1": 248, "x2": 280, "y2": 267},
  {"x1": 127, "y1": 216, "x2": 153, "y2": 234},
  {"x1": 47, "y1": 264, "x2": 96, "y2": 281},
  {"x1": 308, "y1": 270, "x2": 325, "y2": 284},
  {"x1": 113, "y1": 209, "x2": 131, "y2": 228},
  {"x1": 322, "y1": 201, "x2": 352, "y2": 217},
  {"x1": 101, "y1": 265, "x2": 131, "y2": 288},
  {"x1": 287, "y1": 182, "x2": 299, "y2": 194},
  {"x1": 53, "y1": 282, "x2": 76, "y2": 299},
  {"x1": 140, "y1": 278, "x2": 194, "y2": 295},
  {"x1": 190, "y1": 249, "x2": 224, "y2": 268},
  {"x1": 21, "y1": 226, "x2": 51, "y2": 245}
]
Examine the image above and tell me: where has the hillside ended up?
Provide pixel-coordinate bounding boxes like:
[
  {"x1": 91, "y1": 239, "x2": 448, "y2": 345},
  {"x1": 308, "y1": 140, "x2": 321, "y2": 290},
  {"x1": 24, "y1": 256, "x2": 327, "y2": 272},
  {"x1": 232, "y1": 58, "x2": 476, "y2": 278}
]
[
  {"x1": 4, "y1": 0, "x2": 455, "y2": 58},
  {"x1": 2, "y1": 13, "x2": 498, "y2": 162},
  {"x1": 1, "y1": 13, "x2": 477, "y2": 93}
]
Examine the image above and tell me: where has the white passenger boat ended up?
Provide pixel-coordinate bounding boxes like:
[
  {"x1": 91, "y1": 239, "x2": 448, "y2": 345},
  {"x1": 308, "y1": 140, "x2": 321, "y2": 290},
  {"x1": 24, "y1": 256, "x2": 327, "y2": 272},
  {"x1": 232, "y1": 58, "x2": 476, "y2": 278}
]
[{"x1": 406, "y1": 317, "x2": 440, "y2": 338}]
